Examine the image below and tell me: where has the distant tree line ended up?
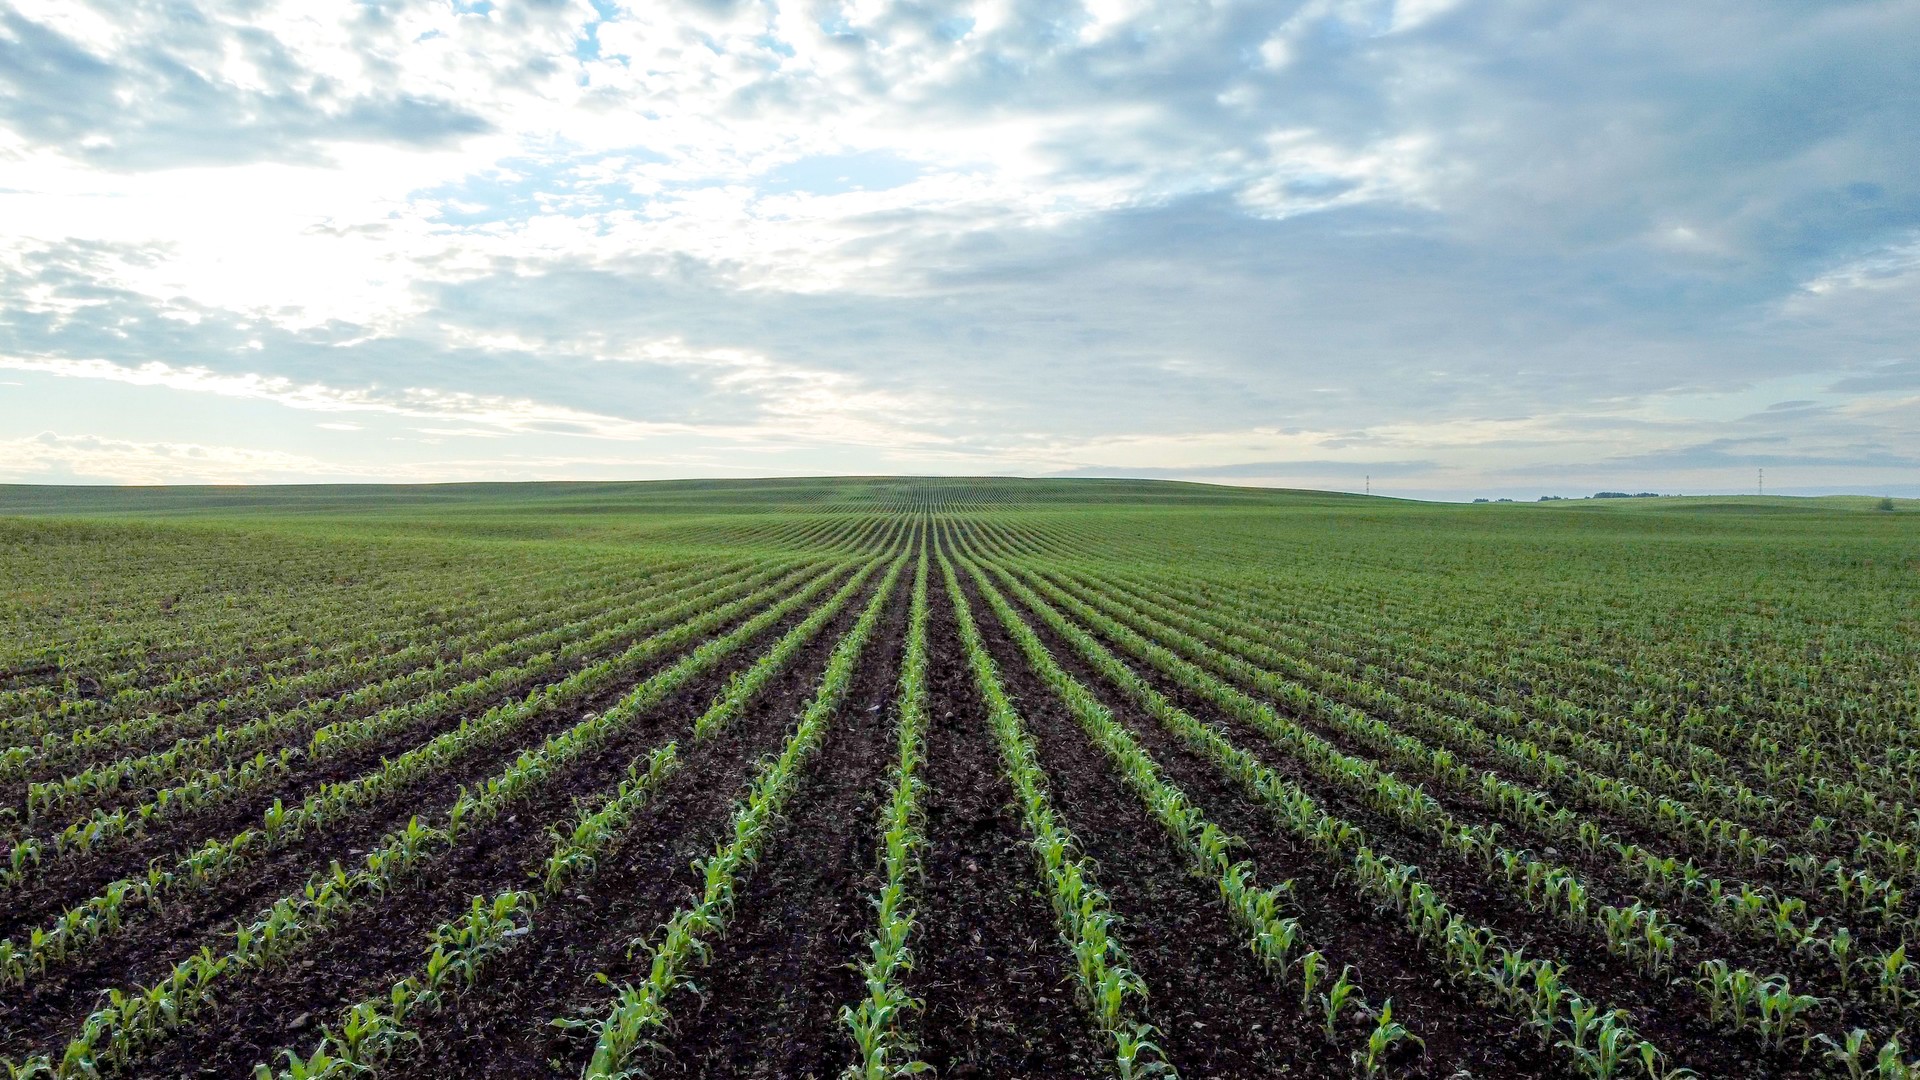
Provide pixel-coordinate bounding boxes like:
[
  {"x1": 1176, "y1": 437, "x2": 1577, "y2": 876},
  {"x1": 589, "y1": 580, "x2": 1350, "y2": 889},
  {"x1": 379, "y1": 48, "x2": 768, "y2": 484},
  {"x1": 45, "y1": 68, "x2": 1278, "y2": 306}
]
[
  {"x1": 1469, "y1": 494, "x2": 1901, "y2": 509},
  {"x1": 1472, "y1": 492, "x2": 1667, "y2": 504}
]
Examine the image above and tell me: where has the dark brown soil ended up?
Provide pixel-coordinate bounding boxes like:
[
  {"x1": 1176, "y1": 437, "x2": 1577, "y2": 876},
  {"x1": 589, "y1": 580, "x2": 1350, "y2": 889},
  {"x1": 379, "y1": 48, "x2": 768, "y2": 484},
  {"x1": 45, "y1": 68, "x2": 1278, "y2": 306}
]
[
  {"x1": 0, "y1": 568, "x2": 851, "y2": 1064},
  {"x1": 8, "y1": 520, "x2": 1863, "y2": 1080},
  {"x1": 639, "y1": 561, "x2": 911, "y2": 1080},
  {"x1": 0, "y1": 568, "x2": 810, "y2": 938},
  {"x1": 989, "y1": 558, "x2": 1814, "y2": 1078},
  {"x1": 383, "y1": 566, "x2": 896, "y2": 1080},
  {"x1": 955, "y1": 566, "x2": 1345, "y2": 1078},
  {"x1": 901, "y1": 563, "x2": 1109, "y2": 1080}
]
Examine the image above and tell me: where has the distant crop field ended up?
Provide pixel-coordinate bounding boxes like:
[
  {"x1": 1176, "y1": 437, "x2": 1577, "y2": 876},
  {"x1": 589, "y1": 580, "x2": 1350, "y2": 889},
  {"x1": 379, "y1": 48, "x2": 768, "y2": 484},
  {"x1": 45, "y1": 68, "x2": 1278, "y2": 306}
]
[{"x1": 0, "y1": 478, "x2": 1915, "y2": 1079}]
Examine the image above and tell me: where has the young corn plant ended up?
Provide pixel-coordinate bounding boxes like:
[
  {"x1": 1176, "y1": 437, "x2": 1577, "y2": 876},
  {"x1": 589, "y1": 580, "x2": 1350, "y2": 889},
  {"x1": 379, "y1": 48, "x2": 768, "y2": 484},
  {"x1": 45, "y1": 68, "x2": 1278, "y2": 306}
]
[
  {"x1": 6, "y1": 567, "x2": 866, "y2": 1080},
  {"x1": 1751, "y1": 978, "x2": 1821, "y2": 1050},
  {"x1": 967, "y1": 554, "x2": 1392, "y2": 1065},
  {"x1": 1876, "y1": 944, "x2": 1914, "y2": 1010},
  {"x1": 1358, "y1": 1000, "x2": 1423, "y2": 1077},
  {"x1": 567, "y1": 556, "x2": 905, "y2": 1080},
  {"x1": 842, "y1": 548, "x2": 934, "y2": 1080},
  {"x1": 939, "y1": 551, "x2": 1170, "y2": 1078},
  {"x1": 1816, "y1": 1029, "x2": 1874, "y2": 1079},
  {"x1": 1558, "y1": 1006, "x2": 1640, "y2": 1080},
  {"x1": 1878, "y1": 1038, "x2": 1918, "y2": 1080},
  {"x1": 541, "y1": 745, "x2": 681, "y2": 895},
  {"x1": 1319, "y1": 964, "x2": 1364, "y2": 1043},
  {"x1": 253, "y1": 890, "x2": 535, "y2": 1079}
]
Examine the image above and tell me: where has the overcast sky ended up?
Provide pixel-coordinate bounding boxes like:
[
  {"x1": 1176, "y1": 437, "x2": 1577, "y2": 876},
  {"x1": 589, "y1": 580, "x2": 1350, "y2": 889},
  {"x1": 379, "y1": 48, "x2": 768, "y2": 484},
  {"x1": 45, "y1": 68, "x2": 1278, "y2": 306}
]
[{"x1": 1, "y1": 0, "x2": 1916, "y2": 499}]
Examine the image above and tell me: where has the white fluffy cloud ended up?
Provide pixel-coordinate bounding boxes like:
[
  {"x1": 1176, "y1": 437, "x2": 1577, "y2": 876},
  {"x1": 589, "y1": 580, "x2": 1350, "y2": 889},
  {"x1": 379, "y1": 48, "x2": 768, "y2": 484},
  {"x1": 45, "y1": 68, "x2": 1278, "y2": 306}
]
[{"x1": 1, "y1": 0, "x2": 1916, "y2": 495}]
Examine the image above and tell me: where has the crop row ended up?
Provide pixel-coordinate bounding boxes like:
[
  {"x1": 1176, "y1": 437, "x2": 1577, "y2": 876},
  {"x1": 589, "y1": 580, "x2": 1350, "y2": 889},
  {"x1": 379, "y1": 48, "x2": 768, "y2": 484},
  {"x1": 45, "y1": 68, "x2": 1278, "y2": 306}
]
[
  {"x1": 1005, "y1": 556, "x2": 1920, "y2": 1005},
  {"x1": 842, "y1": 545, "x2": 932, "y2": 1079},
  {"x1": 0, "y1": 563, "x2": 848, "y2": 995},
  {"x1": 957, "y1": 551, "x2": 1418, "y2": 1073},
  {"x1": 568, "y1": 552, "x2": 907, "y2": 1079},
  {"x1": 936, "y1": 549, "x2": 1166, "y2": 1077},
  {"x1": 6, "y1": 556, "x2": 780, "y2": 835},
  {"x1": 1, "y1": 555, "x2": 883, "y2": 1077},
  {"x1": 950, "y1": 523, "x2": 1920, "y2": 1076}
]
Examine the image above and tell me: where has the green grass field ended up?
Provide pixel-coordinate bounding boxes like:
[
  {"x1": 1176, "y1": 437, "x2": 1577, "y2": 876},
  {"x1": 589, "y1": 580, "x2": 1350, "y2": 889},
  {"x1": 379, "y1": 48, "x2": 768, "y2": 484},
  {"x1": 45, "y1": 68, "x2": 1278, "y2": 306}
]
[{"x1": 0, "y1": 477, "x2": 1915, "y2": 1080}]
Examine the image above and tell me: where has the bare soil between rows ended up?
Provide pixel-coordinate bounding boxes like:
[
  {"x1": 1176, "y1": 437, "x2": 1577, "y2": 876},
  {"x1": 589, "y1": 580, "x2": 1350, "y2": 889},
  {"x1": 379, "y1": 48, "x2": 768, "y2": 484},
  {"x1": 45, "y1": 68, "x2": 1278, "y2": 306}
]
[
  {"x1": 0, "y1": 571, "x2": 846, "y2": 1064},
  {"x1": 5, "y1": 528, "x2": 1869, "y2": 1080},
  {"x1": 986, "y1": 559, "x2": 1814, "y2": 1079}
]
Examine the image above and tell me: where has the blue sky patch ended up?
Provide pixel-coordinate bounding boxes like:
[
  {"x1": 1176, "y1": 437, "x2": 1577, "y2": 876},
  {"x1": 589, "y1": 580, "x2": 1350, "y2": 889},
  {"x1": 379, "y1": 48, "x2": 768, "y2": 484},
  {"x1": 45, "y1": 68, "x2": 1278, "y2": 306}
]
[{"x1": 759, "y1": 152, "x2": 922, "y2": 196}]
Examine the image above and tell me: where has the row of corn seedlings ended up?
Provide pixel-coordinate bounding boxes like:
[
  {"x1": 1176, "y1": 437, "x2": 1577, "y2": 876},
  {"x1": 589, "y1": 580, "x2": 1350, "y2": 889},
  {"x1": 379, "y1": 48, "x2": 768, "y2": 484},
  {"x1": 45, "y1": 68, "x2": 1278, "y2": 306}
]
[
  {"x1": 538, "y1": 531, "x2": 916, "y2": 894},
  {"x1": 250, "y1": 889, "x2": 539, "y2": 1080},
  {"x1": 563, "y1": 553, "x2": 907, "y2": 1080},
  {"x1": 0, "y1": 564, "x2": 848, "y2": 991},
  {"x1": 688, "y1": 557, "x2": 888, "y2": 741},
  {"x1": 965, "y1": 551, "x2": 1682, "y2": 1080},
  {"x1": 935, "y1": 549, "x2": 1170, "y2": 1079},
  {"x1": 1016, "y1": 563, "x2": 1912, "y2": 1053},
  {"x1": 961, "y1": 555, "x2": 1419, "y2": 1075},
  {"x1": 0, "y1": 558, "x2": 884, "y2": 1078},
  {"x1": 841, "y1": 547, "x2": 932, "y2": 1079}
]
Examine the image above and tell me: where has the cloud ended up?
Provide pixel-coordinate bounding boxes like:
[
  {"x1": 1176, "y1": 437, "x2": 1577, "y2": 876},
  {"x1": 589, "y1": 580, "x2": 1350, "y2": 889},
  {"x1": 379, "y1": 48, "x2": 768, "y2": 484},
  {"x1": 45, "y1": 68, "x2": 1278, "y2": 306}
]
[
  {"x1": 0, "y1": 0, "x2": 1916, "y2": 493},
  {"x1": 0, "y1": 430, "x2": 354, "y2": 484},
  {"x1": 0, "y1": 6, "x2": 493, "y2": 169},
  {"x1": 0, "y1": 354, "x2": 701, "y2": 440},
  {"x1": 1603, "y1": 437, "x2": 1920, "y2": 472},
  {"x1": 1828, "y1": 359, "x2": 1920, "y2": 393},
  {"x1": 0, "y1": 429, "x2": 785, "y2": 485}
]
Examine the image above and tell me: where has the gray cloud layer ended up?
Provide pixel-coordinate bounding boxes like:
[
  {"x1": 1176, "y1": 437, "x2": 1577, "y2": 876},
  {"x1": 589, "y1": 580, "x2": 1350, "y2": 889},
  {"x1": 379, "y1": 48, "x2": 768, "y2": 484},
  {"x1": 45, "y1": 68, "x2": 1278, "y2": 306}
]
[
  {"x1": 0, "y1": 7, "x2": 490, "y2": 168},
  {"x1": 1, "y1": 0, "x2": 1916, "y2": 493}
]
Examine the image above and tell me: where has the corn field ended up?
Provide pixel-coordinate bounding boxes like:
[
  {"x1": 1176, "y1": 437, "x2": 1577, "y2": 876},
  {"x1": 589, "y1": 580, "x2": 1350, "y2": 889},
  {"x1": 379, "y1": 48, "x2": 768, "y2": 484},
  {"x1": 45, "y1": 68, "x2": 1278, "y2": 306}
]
[{"x1": 0, "y1": 477, "x2": 1915, "y2": 1079}]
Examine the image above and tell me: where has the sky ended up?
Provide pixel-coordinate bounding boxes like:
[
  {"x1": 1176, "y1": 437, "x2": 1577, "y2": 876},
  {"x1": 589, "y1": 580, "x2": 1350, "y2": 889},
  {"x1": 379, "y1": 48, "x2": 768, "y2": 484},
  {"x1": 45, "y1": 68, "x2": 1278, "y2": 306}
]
[{"x1": 0, "y1": 0, "x2": 1916, "y2": 500}]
